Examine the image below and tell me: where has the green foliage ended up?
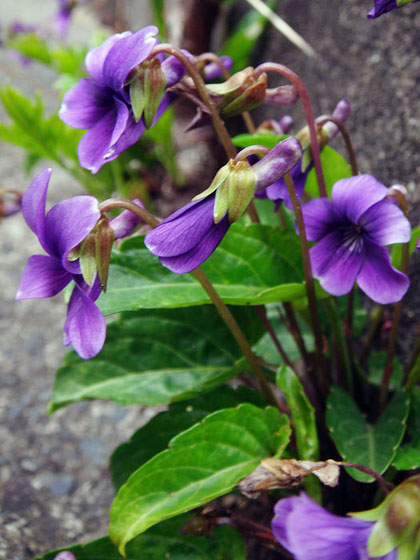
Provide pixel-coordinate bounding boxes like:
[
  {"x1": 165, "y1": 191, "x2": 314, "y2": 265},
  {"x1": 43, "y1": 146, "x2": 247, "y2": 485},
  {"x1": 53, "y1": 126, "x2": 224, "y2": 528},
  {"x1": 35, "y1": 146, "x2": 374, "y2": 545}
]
[
  {"x1": 276, "y1": 366, "x2": 318, "y2": 461},
  {"x1": 7, "y1": 33, "x2": 86, "y2": 77},
  {"x1": 231, "y1": 132, "x2": 287, "y2": 150},
  {"x1": 99, "y1": 223, "x2": 307, "y2": 315},
  {"x1": 368, "y1": 351, "x2": 404, "y2": 389},
  {"x1": 391, "y1": 224, "x2": 420, "y2": 270},
  {"x1": 149, "y1": 0, "x2": 168, "y2": 40},
  {"x1": 305, "y1": 146, "x2": 352, "y2": 198},
  {"x1": 109, "y1": 403, "x2": 290, "y2": 554},
  {"x1": 393, "y1": 387, "x2": 420, "y2": 470},
  {"x1": 34, "y1": 516, "x2": 246, "y2": 560},
  {"x1": 48, "y1": 306, "x2": 264, "y2": 412},
  {"x1": 110, "y1": 385, "x2": 265, "y2": 490},
  {"x1": 220, "y1": 1, "x2": 277, "y2": 73},
  {"x1": 326, "y1": 386, "x2": 410, "y2": 482}
]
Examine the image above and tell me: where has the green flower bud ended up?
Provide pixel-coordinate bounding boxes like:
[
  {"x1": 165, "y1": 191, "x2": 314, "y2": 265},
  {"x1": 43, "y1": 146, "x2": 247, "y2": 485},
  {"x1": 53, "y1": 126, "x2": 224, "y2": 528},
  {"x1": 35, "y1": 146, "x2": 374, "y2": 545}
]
[
  {"x1": 95, "y1": 217, "x2": 115, "y2": 292},
  {"x1": 79, "y1": 231, "x2": 97, "y2": 286},
  {"x1": 143, "y1": 58, "x2": 167, "y2": 128}
]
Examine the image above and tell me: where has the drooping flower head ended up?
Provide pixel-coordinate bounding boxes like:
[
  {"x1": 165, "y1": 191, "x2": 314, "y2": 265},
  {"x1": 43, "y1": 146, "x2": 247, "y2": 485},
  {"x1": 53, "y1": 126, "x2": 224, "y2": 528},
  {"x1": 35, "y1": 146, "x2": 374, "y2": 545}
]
[
  {"x1": 271, "y1": 492, "x2": 397, "y2": 560},
  {"x1": 301, "y1": 174, "x2": 410, "y2": 304},
  {"x1": 145, "y1": 137, "x2": 302, "y2": 274},
  {"x1": 59, "y1": 27, "x2": 189, "y2": 173},
  {"x1": 256, "y1": 99, "x2": 351, "y2": 210},
  {"x1": 367, "y1": 0, "x2": 420, "y2": 18},
  {"x1": 15, "y1": 169, "x2": 143, "y2": 359}
]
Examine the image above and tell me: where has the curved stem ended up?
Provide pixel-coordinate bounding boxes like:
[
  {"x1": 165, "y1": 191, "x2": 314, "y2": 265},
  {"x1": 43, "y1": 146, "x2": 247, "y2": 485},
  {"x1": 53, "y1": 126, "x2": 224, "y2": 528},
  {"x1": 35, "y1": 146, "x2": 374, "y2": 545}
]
[
  {"x1": 254, "y1": 62, "x2": 327, "y2": 197},
  {"x1": 255, "y1": 306, "x2": 294, "y2": 369},
  {"x1": 340, "y1": 462, "x2": 391, "y2": 495},
  {"x1": 283, "y1": 172, "x2": 327, "y2": 398},
  {"x1": 99, "y1": 199, "x2": 160, "y2": 228},
  {"x1": 235, "y1": 145, "x2": 270, "y2": 162},
  {"x1": 150, "y1": 44, "x2": 237, "y2": 159},
  {"x1": 192, "y1": 268, "x2": 279, "y2": 408},
  {"x1": 316, "y1": 116, "x2": 358, "y2": 176}
]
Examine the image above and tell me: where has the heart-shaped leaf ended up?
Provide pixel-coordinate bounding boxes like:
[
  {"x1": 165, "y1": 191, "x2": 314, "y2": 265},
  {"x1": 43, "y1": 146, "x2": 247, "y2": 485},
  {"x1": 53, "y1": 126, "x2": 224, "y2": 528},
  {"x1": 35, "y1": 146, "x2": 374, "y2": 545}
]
[
  {"x1": 109, "y1": 403, "x2": 291, "y2": 554},
  {"x1": 326, "y1": 386, "x2": 410, "y2": 482}
]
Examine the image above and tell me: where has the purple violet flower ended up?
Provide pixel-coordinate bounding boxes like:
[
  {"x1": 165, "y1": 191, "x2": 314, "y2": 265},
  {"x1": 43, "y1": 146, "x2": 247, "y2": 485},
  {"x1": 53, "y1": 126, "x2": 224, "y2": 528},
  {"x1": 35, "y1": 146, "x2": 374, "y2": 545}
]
[
  {"x1": 15, "y1": 168, "x2": 105, "y2": 359},
  {"x1": 145, "y1": 137, "x2": 302, "y2": 274},
  {"x1": 301, "y1": 174, "x2": 411, "y2": 304},
  {"x1": 271, "y1": 493, "x2": 397, "y2": 560},
  {"x1": 257, "y1": 99, "x2": 351, "y2": 210},
  {"x1": 368, "y1": 0, "x2": 419, "y2": 18},
  {"x1": 59, "y1": 26, "x2": 187, "y2": 173},
  {"x1": 54, "y1": 0, "x2": 87, "y2": 38}
]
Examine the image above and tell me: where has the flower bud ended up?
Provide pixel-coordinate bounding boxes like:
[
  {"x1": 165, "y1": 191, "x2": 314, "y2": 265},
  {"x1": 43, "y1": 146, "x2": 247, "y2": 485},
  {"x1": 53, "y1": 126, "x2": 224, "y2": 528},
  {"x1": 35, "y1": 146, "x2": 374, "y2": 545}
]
[
  {"x1": 143, "y1": 58, "x2": 167, "y2": 128},
  {"x1": 109, "y1": 198, "x2": 144, "y2": 239},
  {"x1": 79, "y1": 231, "x2": 97, "y2": 286},
  {"x1": 352, "y1": 475, "x2": 420, "y2": 560},
  {"x1": 95, "y1": 217, "x2": 115, "y2": 292},
  {"x1": 264, "y1": 84, "x2": 299, "y2": 107},
  {"x1": 0, "y1": 189, "x2": 22, "y2": 218},
  {"x1": 252, "y1": 137, "x2": 303, "y2": 191}
]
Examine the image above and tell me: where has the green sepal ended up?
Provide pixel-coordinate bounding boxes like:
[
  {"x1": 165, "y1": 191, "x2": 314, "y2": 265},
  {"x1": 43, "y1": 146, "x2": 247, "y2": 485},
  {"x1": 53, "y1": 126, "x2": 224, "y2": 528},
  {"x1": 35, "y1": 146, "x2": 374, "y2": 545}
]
[
  {"x1": 221, "y1": 74, "x2": 267, "y2": 118},
  {"x1": 95, "y1": 217, "x2": 114, "y2": 292},
  {"x1": 228, "y1": 160, "x2": 257, "y2": 223},
  {"x1": 143, "y1": 58, "x2": 167, "y2": 128},
  {"x1": 79, "y1": 232, "x2": 97, "y2": 286},
  {"x1": 397, "y1": 0, "x2": 416, "y2": 6},
  {"x1": 205, "y1": 68, "x2": 254, "y2": 96},
  {"x1": 130, "y1": 75, "x2": 146, "y2": 123},
  {"x1": 192, "y1": 162, "x2": 231, "y2": 202},
  {"x1": 214, "y1": 178, "x2": 230, "y2": 223}
]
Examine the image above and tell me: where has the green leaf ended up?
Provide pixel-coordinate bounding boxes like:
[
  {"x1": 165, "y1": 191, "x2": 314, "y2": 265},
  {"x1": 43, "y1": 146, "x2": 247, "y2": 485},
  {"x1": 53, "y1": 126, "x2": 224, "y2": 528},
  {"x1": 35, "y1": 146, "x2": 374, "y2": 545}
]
[
  {"x1": 305, "y1": 146, "x2": 352, "y2": 198},
  {"x1": 368, "y1": 351, "x2": 403, "y2": 389},
  {"x1": 109, "y1": 403, "x2": 290, "y2": 554},
  {"x1": 48, "y1": 306, "x2": 264, "y2": 412},
  {"x1": 231, "y1": 132, "x2": 286, "y2": 150},
  {"x1": 391, "y1": 225, "x2": 420, "y2": 270},
  {"x1": 326, "y1": 386, "x2": 410, "y2": 482},
  {"x1": 253, "y1": 304, "x2": 313, "y2": 364},
  {"x1": 110, "y1": 385, "x2": 265, "y2": 490},
  {"x1": 393, "y1": 387, "x2": 420, "y2": 470},
  {"x1": 99, "y1": 223, "x2": 306, "y2": 315},
  {"x1": 276, "y1": 366, "x2": 318, "y2": 460},
  {"x1": 34, "y1": 516, "x2": 246, "y2": 560},
  {"x1": 220, "y1": 1, "x2": 276, "y2": 73}
]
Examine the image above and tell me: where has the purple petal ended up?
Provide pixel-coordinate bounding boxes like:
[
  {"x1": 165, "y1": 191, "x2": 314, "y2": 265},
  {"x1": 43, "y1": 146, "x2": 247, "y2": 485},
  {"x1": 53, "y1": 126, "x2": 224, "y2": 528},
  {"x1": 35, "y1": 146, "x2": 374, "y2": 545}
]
[
  {"x1": 310, "y1": 229, "x2": 365, "y2": 296},
  {"x1": 284, "y1": 494, "x2": 371, "y2": 560},
  {"x1": 110, "y1": 97, "x2": 130, "y2": 147},
  {"x1": 320, "y1": 99, "x2": 351, "y2": 142},
  {"x1": 359, "y1": 199, "x2": 411, "y2": 246},
  {"x1": 44, "y1": 195, "x2": 100, "y2": 267},
  {"x1": 102, "y1": 113, "x2": 146, "y2": 166},
  {"x1": 161, "y1": 51, "x2": 193, "y2": 87},
  {"x1": 63, "y1": 283, "x2": 106, "y2": 359},
  {"x1": 271, "y1": 496, "x2": 298, "y2": 552},
  {"x1": 102, "y1": 26, "x2": 158, "y2": 91},
  {"x1": 145, "y1": 195, "x2": 216, "y2": 258},
  {"x1": 367, "y1": 0, "x2": 419, "y2": 18},
  {"x1": 301, "y1": 197, "x2": 339, "y2": 241},
  {"x1": 110, "y1": 198, "x2": 144, "y2": 239},
  {"x1": 331, "y1": 175, "x2": 388, "y2": 224},
  {"x1": 262, "y1": 160, "x2": 310, "y2": 211},
  {"x1": 85, "y1": 32, "x2": 131, "y2": 86},
  {"x1": 356, "y1": 240, "x2": 409, "y2": 304},
  {"x1": 253, "y1": 138, "x2": 303, "y2": 192},
  {"x1": 21, "y1": 168, "x2": 51, "y2": 249},
  {"x1": 203, "y1": 56, "x2": 233, "y2": 81},
  {"x1": 59, "y1": 78, "x2": 112, "y2": 129},
  {"x1": 16, "y1": 255, "x2": 71, "y2": 299},
  {"x1": 159, "y1": 215, "x2": 230, "y2": 274},
  {"x1": 77, "y1": 108, "x2": 117, "y2": 173}
]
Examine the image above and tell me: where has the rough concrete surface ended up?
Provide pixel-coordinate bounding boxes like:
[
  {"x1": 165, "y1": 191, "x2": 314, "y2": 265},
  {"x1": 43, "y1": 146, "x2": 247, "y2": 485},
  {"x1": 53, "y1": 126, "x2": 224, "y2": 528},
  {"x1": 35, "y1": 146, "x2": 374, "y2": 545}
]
[{"x1": 0, "y1": 1, "x2": 419, "y2": 559}]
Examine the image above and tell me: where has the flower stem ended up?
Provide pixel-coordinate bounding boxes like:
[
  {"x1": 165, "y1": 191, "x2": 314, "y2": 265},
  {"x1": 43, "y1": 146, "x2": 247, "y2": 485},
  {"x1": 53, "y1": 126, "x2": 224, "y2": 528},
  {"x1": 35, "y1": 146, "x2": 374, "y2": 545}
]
[
  {"x1": 150, "y1": 45, "x2": 237, "y2": 159},
  {"x1": 404, "y1": 336, "x2": 420, "y2": 389},
  {"x1": 254, "y1": 62, "x2": 327, "y2": 197},
  {"x1": 99, "y1": 199, "x2": 160, "y2": 228},
  {"x1": 192, "y1": 268, "x2": 279, "y2": 408},
  {"x1": 281, "y1": 303, "x2": 311, "y2": 367},
  {"x1": 323, "y1": 298, "x2": 353, "y2": 394},
  {"x1": 255, "y1": 306, "x2": 294, "y2": 369},
  {"x1": 340, "y1": 462, "x2": 391, "y2": 495},
  {"x1": 380, "y1": 241, "x2": 410, "y2": 404},
  {"x1": 283, "y1": 172, "x2": 327, "y2": 397},
  {"x1": 316, "y1": 116, "x2": 359, "y2": 176}
]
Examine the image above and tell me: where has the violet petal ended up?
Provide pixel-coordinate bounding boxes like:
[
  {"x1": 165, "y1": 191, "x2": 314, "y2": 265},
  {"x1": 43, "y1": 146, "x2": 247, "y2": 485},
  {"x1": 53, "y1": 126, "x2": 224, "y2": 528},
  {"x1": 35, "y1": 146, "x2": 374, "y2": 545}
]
[
  {"x1": 110, "y1": 97, "x2": 130, "y2": 147},
  {"x1": 159, "y1": 215, "x2": 230, "y2": 274},
  {"x1": 44, "y1": 195, "x2": 100, "y2": 267},
  {"x1": 77, "y1": 108, "x2": 117, "y2": 173},
  {"x1": 301, "y1": 197, "x2": 339, "y2": 241},
  {"x1": 102, "y1": 26, "x2": 158, "y2": 91},
  {"x1": 145, "y1": 195, "x2": 216, "y2": 258},
  {"x1": 359, "y1": 199, "x2": 411, "y2": 246},
  {"x1": 59, "y1": 78, "x2": 112, "y2": 129},
  {"x1": 331, "y1": 175, "x2": 387, "y2": 224},
  {"x1": 356, "y1": 240, "x2": 409, "y2": 304},
  {"x1": 21, "y1": 167, "x2": 51, "y2": 250},
  {"x1": 310, "y1": 229, "x2": 365, "y2": 296},
  {"x1": 63, "y1": 283, "x2": 106, "y2": 359},
  {"x1": 16, "y1": 255, "x2": 72, "y2": 299},
  {"x1": 110, "y1": 198, "x2": 144, "y2": 239},
  {"x1": 85, "y1": 32, "x2": 131, "y2": 86},
  {"x1": 253, "y1": 137, "x2": 303, "y2": 192}
]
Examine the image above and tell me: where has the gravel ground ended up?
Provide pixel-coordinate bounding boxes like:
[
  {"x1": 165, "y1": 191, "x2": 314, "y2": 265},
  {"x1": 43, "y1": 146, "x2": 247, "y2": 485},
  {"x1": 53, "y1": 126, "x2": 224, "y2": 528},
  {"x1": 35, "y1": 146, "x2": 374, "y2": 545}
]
[{"x1": 0, "y1": 1, "x2": 419, "y2": 559}]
